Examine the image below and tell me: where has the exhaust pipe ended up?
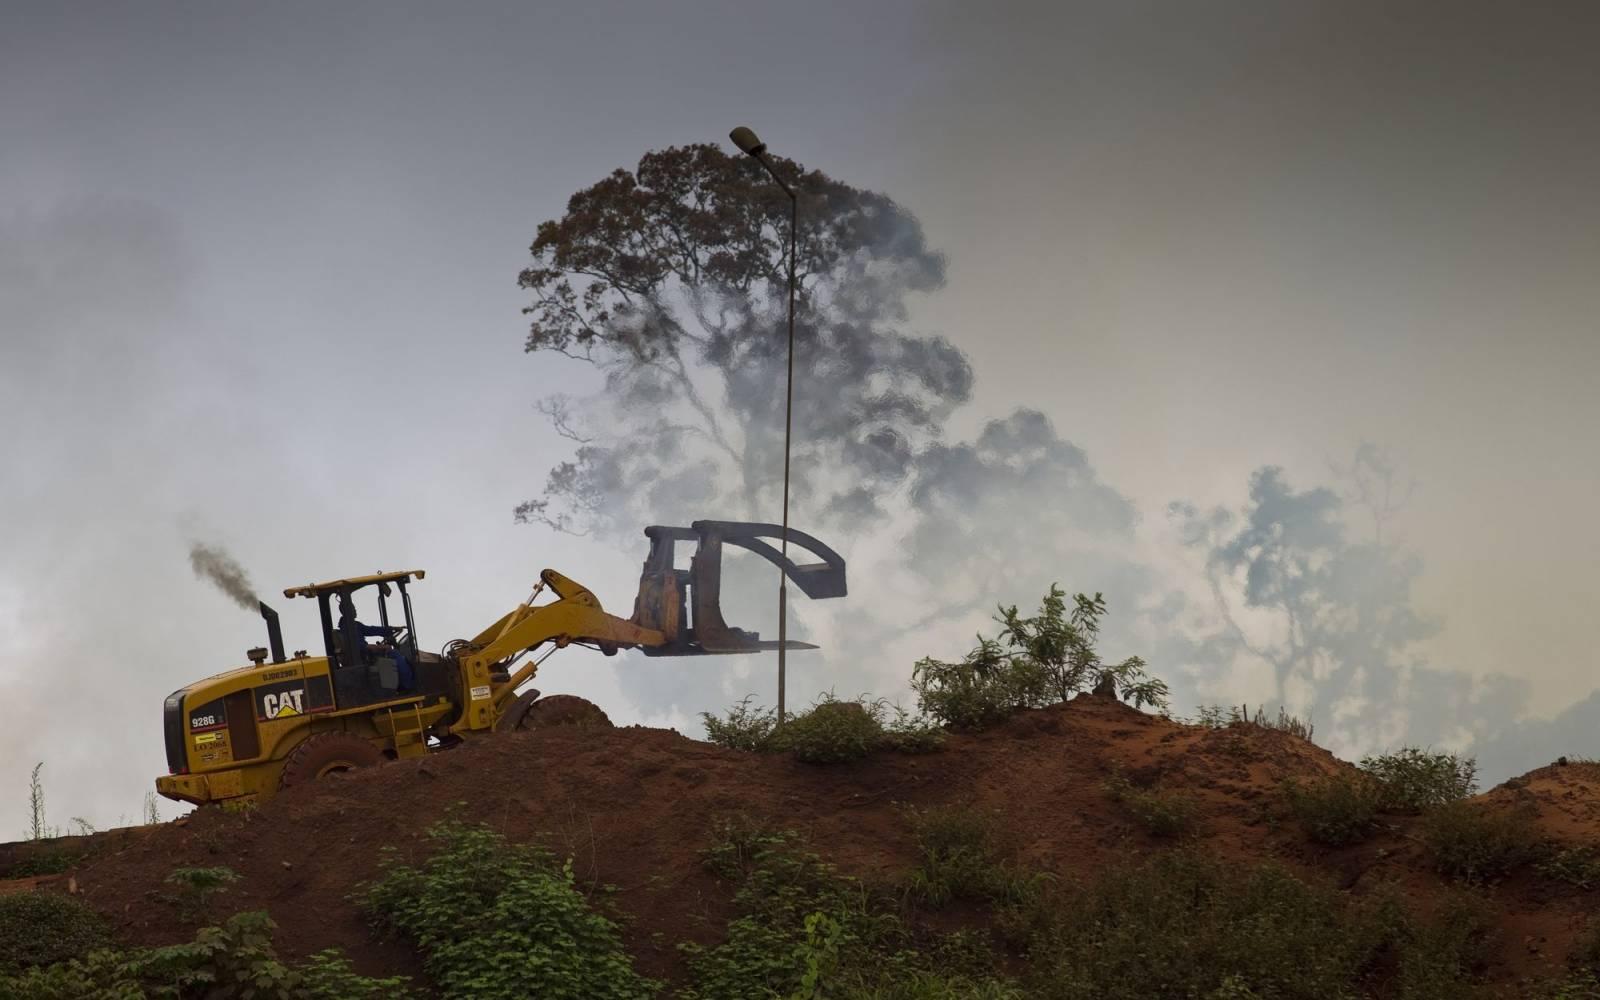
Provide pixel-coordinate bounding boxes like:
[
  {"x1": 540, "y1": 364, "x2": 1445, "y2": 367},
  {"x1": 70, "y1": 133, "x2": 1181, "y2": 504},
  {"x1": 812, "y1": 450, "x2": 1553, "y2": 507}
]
[{"x1": 258, "y1": 601, "x2": 286, "y2": 664}]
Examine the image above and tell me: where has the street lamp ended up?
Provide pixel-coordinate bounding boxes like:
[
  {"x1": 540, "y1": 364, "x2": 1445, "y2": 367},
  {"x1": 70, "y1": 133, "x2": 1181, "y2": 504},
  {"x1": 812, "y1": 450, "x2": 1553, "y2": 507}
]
[{"x1": 730, "y1": 124, "x2": 797, "y2": 726}]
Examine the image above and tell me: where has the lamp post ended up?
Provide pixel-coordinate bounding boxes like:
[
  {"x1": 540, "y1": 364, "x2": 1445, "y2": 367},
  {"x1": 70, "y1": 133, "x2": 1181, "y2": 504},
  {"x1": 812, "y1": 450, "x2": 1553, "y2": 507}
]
[{"x1": 729, "y1": 124, "x2": 797, "y2": 726}]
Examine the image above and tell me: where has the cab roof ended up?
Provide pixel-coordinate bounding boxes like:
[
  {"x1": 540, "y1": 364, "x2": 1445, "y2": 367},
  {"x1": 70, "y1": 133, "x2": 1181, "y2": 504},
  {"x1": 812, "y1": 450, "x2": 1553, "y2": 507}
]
[{"x1": 283, "y1": 569, "x2": 426, "y2": 599}]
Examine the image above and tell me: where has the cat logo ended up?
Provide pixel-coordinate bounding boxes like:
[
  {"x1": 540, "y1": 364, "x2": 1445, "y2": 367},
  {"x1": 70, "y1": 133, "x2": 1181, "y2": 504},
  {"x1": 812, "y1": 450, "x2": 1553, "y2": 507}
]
[{"x1": 262, "y1": 689, "x2": 305, "y2": 718}]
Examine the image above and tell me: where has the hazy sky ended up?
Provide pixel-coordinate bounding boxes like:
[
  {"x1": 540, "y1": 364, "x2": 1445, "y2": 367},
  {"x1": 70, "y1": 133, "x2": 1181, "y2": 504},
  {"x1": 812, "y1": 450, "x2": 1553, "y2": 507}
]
[{"x1": 4, "y1": 1, "x2": 1598, "y2": 833}]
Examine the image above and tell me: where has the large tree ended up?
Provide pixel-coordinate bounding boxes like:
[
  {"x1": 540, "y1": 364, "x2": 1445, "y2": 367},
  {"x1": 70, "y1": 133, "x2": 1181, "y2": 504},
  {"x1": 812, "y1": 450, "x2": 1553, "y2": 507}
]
[{"x1": 516, "y1": 143, "x2": 970, "y2": 536}]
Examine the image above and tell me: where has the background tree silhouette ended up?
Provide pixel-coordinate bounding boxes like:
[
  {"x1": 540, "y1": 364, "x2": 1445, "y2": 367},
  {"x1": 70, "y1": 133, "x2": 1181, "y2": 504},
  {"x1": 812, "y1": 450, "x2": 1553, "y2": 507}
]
[{"x1": 515, "y1": 143, "x2": 966, "y2": 537}]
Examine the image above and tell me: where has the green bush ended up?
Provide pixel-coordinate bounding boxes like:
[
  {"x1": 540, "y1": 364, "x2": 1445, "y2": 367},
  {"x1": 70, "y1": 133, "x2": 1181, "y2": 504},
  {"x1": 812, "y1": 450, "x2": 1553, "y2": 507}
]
[
  {"x1": 684, "y1": 824, "x2": 1020, "y2": 1000},
  {"x1": 1016, "y1": 850, "x2": 1488, "y2": 1000},
  {"x1": 0, "y1": 910, "x2": 405, "y2": 999},
  {"x1": 166, "y1": 865, "x2": 240, "y2": 918},
  {"x1": 0, "y1": 893, "x2": 109, "y2": 971},
  {"x1": 1360, "y1": 748, "x2": 1478, "y2": 812},
  {"x1": 879, "y1": 706, "x2": 947, "y2": 754},
  {"x1": 903, "y1": 807, "x2": 1044, "y2": 908},
  {"x1": 1539, "y1": 845, "x2": 1600, "y2": 888},
  {"x1": 701, "y1": 696, "x2": 779, "y2": 751},
  {"x1": 1283, "y1": 772, "x2": 1382, "y2": 846},
  {"x1": 361, "y1": 820, "x2": 657, "y2": 1000},
  {"x1": 911, "y1": 638, "x2": 1046, "y2": 731},
  {"x1": 912, "y1": 586, "x2": 1166, "y2": 731},
  {"x1": 1104, "y1": 772, "x2": 1200, "y2": 839},
  {"x1": 680, "y1": 828, "x2": 880, "y2": 999},
  {"x1": 1420, "y1": 801, "x2": 1538, "y2": 882},
  {"x1": 771, "y1": 697, "x2": 888, "y2": 764}
]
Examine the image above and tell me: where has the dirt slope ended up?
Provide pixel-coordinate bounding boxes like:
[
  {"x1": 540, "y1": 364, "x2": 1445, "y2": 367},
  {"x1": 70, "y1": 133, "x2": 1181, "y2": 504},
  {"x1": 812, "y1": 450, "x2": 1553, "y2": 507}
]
[{"x1": 22, "y1": 695, "x2": 1600, "y2": 989}]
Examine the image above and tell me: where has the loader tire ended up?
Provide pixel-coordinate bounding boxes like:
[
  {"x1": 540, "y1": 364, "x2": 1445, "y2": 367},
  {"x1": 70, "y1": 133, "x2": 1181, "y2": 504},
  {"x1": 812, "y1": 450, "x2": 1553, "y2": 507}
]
[
  {"x1": 494, "y1": 689, "x2": 542, "y2": 733},
  {"x1": 516, "y1": 694, "x2": 613, "y2": 731},
  {"x1": 279, "y1": 732, "x2": 384, "y2": 788}
]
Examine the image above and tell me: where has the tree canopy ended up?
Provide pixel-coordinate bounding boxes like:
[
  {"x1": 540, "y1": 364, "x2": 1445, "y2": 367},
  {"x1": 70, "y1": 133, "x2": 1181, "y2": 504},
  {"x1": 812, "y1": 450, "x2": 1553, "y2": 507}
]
[{"x1": 516, "y1": 143, "x2": 970, "y2": 535}]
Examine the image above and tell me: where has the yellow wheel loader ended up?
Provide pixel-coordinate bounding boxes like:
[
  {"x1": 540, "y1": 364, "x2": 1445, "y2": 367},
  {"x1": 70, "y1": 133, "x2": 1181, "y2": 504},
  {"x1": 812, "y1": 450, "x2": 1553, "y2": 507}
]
[{"x1": 155, "y1": 521, "x2": 845, "y2": 808}]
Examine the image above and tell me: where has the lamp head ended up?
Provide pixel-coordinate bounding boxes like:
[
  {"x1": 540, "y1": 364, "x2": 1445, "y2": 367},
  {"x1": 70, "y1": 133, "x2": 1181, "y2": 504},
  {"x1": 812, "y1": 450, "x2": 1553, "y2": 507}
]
[{"x1": 729, "y1": 126, "x2": 766, "y2": 157}]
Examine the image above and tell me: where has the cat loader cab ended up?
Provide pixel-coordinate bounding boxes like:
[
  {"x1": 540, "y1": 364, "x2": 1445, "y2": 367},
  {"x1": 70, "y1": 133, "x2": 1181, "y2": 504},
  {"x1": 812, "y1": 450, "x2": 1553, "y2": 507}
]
[{"x1": 290, "y1": 570, "x2": 432, "y2": 710}]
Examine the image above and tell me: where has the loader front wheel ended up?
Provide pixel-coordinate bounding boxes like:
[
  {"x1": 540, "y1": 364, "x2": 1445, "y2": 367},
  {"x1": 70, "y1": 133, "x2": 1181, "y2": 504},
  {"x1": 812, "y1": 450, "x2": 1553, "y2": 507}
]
[
  {"x1": 279, "y1": 732, "x2": 384, "y2": 788},
  {"x1": 517, "y1": 694, "x2": 613, "y2": 731}
]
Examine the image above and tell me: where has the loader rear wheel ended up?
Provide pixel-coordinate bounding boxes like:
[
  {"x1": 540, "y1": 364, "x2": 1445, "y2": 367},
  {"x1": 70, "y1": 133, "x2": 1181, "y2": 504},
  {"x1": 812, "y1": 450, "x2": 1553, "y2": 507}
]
[
  {"x1": 279, "y1": 732, "x2": 383, "y2": 788},
  {"x1": 516, "y1": 694, "x2": 613, "y2": 731}
]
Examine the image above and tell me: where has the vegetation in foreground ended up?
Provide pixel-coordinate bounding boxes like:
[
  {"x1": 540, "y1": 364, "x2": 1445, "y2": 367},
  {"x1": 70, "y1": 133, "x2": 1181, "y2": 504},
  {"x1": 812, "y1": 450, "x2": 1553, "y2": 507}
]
[{"x1": 7, "y1": 584, "x2": 1600, "y2": 997}]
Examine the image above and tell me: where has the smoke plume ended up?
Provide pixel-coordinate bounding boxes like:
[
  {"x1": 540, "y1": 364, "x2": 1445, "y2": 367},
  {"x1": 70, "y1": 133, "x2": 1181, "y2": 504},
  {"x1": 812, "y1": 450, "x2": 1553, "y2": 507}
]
[{"x1": 188, "y1": 542, "x2": 259, "y2": 611}]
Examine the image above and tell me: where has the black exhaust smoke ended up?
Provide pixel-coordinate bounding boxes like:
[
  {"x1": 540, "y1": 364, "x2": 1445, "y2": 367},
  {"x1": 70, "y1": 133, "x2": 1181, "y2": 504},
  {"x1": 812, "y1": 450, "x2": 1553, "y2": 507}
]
[{"x1": 259, "y1": 602, "x2": 286, "y2": 664}]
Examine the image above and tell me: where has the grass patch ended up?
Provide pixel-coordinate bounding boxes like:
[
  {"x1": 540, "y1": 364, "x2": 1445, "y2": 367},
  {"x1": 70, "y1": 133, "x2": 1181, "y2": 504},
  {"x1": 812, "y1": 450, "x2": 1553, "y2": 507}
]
[
  {"x1": 0, "y1": 851, "x2": 83, "y2": 879},
  {"x1": 1283, "y1": 772, "x2": 1382, "y2": 846},
  {"x1": 361, "y1": 819, "x2": 658, "y2": 999},
  {"x1": 1419, "y1": 801, "x2": 1539, "y2": 882},
  {"x1": 1193, "y1": 704, "x2": 1315, "y2": 742},
  {"x1": 1104, "y1": 770, "x2": 1200, "y2": 838},
  {"x1": 903, "y1": 806, "x2": 1044, "y2": 908}
]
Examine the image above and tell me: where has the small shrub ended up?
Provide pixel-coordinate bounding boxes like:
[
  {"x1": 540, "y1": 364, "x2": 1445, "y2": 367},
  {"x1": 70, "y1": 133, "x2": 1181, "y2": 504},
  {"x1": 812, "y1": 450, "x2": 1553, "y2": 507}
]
[
  {"x1": 701, "y1": 696, "x2": 779, "y2": 751},
  {"x1": 1539, "y1": 845, "x2": 1600, "y2": 889},
  {"x1": 1104, "y1": 772, "x2": 1199, "y2": 838},
  {"x1": 166, "y1": 865, "x2": 240, "y2": 917},
  {"x1": 1360, "y1": 748, "x2": 1478, "y2": 812},
  {"x1": 0, "y1": 893, "x2": 109, "y2": 970},
  {"x1": 771, "y1": 696, "x2": 886, "y2": 764},
  {"x1": 1420, "y1": 801, "x2": 1538, "y2": 882},
  {"x1": 1283, "y1": 772, "x2": 1382, "y2": 846},
  {"x1": 904, "y1": 806, "x2": 1043, "y2": 908},
  {"x1": 683, "y1": 823, "x2": 1019, "y2": 1000},
  {"x1": 362, "y1": 820, "x2": 657, "y2": 999},
  {"x1": 681, "y1": 828, "x2": 874, "y2": 999},
  {"x1": 880, "y1": 706, "x2": 947, "y2": 754},
  {"x1": 912, "y1": 639, "x2": 1047, "y2": 731},
  {"x1": 912, "y1": 586, "x2": 1167, "y2": 731}
]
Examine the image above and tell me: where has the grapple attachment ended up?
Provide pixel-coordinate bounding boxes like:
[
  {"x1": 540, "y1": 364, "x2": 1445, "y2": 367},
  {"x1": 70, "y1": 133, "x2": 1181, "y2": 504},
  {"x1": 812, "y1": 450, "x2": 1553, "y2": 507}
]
[{"x1": 631, "y1": 520, "x2": 846, "y2": 655}]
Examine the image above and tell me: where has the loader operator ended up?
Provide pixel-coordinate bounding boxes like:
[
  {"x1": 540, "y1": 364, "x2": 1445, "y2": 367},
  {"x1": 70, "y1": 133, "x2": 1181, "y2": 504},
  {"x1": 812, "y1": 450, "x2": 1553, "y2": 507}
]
[{"x1": 336, "y1": 594, "x2": 415, "y2": 694}]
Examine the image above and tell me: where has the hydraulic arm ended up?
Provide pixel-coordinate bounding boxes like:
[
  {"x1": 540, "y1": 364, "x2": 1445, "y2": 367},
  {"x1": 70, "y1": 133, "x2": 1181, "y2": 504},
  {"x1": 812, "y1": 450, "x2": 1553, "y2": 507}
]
[{"x1": 446, "y1": 520, "x2": 847, "y2": 733}]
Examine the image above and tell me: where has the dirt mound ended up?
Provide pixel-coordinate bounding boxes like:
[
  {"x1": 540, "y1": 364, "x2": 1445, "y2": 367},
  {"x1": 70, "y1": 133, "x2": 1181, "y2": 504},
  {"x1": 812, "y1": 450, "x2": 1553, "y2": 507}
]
[{"x1": 40, "y1": 696, "x2": 1600, "y2": 988}]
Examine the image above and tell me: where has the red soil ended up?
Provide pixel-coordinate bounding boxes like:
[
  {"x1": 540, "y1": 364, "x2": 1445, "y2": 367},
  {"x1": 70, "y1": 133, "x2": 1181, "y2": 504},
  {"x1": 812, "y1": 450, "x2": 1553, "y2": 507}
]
[{"x1": 8, "y1": 695, "x2": 1598, "y2": 990}]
